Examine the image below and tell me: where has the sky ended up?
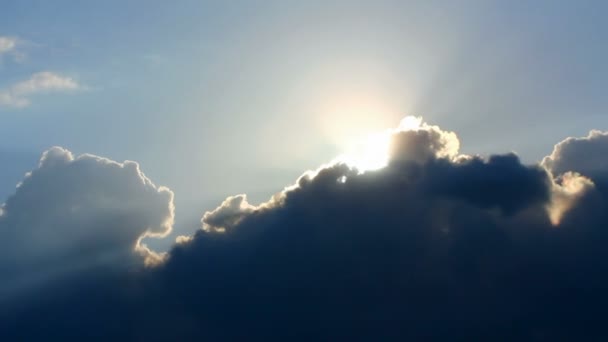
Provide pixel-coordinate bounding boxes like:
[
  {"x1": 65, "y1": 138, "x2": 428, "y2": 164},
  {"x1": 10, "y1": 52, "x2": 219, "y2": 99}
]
[
  {"x1": 3, "y1": 1, "x2": 608, "y2": 339},
  {"x1": 2, "y1": 0, "x2": 608, "y2": 243}
]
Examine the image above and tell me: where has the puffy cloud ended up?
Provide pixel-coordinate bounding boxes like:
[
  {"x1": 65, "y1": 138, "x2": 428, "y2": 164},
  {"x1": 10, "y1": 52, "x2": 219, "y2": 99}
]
[
  {"x1": 151, "y1": 120, "x2": 608, "y2": 339},
  {"x1": 547, "y1": 171, "x2": 594, "y2": 225},
  {"x1": 4, "y1": 118, "x2": 608, "y2": 340},
  {"x1": 543, "y1": 130, "x2": 608, "y2": 183},
  {"x1": 336, "y1": 116, "x2": 460, "y2": 171},
  {"x1": 140, "y1": 119, "x2": 572, "y2": 339},
  {"x1": 175, "y1": 234, "x2": 193, "y2": 244},
  {"x1": 542, "y1": 130, "x2": 608, "y2": 223},
  {"x1": 0, "y1": 72, "x2": 80, "y2": 108},
  {"x1": 202, "y1": 194, "x2": 256, "y2": 232},
  {"x1": 0, "y1": 147, "x2": 174, "y2": 299},
  {"x1": 390, "y1": 117, "x2": 460, "y2": 164}
]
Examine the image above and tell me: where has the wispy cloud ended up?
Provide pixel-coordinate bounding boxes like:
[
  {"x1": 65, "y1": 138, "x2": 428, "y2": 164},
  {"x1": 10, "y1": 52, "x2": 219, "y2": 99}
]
[
  {"x1": 0, "y1": 36, "x2": 25, "y2": 62},
  {"x1": 0, "y1": 37, "x2": 17, "y2": 54},
  {"x1": 0, "y1": 72, "x2": 81, "y2": 108}
]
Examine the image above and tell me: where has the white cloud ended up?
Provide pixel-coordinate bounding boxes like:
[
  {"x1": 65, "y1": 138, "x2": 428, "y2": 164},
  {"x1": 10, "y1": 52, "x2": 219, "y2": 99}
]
[
  {"x1": 542, "y1": 130, "x2": 608, "y2": 178},
  {"x1": 0, "y1": 146, "x2": 175, "y2": 296},
  {"x1": 201, "y1": 194, "x2": 256, "y2": 233},
  {"x1": 0, "y1": 36, "x2": 17, "y2": 54},
  {"x1": 0, "y1": 36, "x2": 25, "y2": 62},
  {"x1": 0, "y1": 72, "x2": 81, "y2": 108}
]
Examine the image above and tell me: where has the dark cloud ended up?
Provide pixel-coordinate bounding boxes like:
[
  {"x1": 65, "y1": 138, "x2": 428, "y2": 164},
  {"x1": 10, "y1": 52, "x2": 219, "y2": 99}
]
[
  {"x1": 3, "y1": 120, "x2": 608, "y2": 340},
  {"x1": 424, "y1": 153, "x2": 550, "y2": 215}
]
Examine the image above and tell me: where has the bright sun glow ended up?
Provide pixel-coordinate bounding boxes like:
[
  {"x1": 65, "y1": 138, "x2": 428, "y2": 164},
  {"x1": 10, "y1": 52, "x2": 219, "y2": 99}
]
[
  {"x1": 337, "y1": 116, "x2": 423, "y2": 172},
  {"x1": 398, "y1": 116, "x2": 423, "y2": 131}
]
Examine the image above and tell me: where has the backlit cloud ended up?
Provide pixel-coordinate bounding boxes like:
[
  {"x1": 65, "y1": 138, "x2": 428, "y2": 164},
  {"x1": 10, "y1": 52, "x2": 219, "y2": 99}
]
[
  {"x1": 543, "y1": 130, "x2": 608, "y2": 182},
  {"x1": 3, "y1": 117, "x2": 608, "y2": 340},
  {"x1": 0, "y1": 147, "x2": 174, "y2": 298}
]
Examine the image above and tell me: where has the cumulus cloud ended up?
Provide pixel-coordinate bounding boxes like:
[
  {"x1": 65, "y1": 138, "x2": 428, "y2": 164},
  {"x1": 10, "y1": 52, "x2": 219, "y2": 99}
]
[
  {"x1": 547, "y1": 171, "x2": 594, "y2": 225},
  {"x1": 0, "y1": 72, "x2": 80, "y2": 108},
  {"x1": 390, "y1": 117, "x2": 460, "y2": 164},
  {"x1": 0, "y1": 147, "x2": 174, "y2": 298},
  {"x1": 336, "y1": 116, "x2": 460, "y2": 171},
  {"x1": 201, "y1": 194, "x2": 256, "y2": 232},
  {"x1": 543, "y1": 130, "x2": 608, "y2": 181},
  {"x1": 157, "y1": 119, "x2": 608, "y2": 339},
  {"x1": 4, "y1": 117, "x2": 608, "y2": 340},
  {"x1": 139, "y1": 118, "x2": 592, "y2": 339},
  {"x1": 541, "y1": 130, "x2": 608, "y2": 223}
]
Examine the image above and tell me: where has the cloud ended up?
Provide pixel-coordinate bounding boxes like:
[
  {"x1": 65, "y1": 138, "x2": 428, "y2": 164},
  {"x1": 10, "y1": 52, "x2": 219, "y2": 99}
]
[
  {"x1": 0, "y1": 36, "x2": 27, "y2": 63},
  {"x1": 335, "y1": 116, "x2": 460, "y2": 171},
  {"x1": 148, "y1": 120, "x2": 608, "y2": 339},
  {"x1": 0, "y1": 72, "x2": 80, "y2": 108},
  {"x1": 541, "y1": 130, "x2": 608, "y2": 223},
  {"x1": 201, "y1": 194, "x2": 256, "y2": 232},
  {"x1": 389, "y1": 117, "x2": 460, "y2": 164},
  {"x1": 0, "y1": 36, "x2": 25, "y2": 62},
  {"x1": 154, "y1": 120, "x2": 608, "y2": 339},
  {"x1": 543, "y1": 130, "x2": 608, "y2": 182},
  {"x1": 0, "y1": 147, "x2": 174, "y2": 299},
  {"x1": 3, "y1": 118, "x2": 608, "y2": 340},
  {"x1": 0, "y1": 36, "x2": 17, "y2": 55}
]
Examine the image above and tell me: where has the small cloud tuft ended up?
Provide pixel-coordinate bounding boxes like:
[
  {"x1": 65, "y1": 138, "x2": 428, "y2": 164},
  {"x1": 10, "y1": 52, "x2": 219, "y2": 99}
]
[{"x1": 0, "y1": 72, "x2": 81, "y2": 108}]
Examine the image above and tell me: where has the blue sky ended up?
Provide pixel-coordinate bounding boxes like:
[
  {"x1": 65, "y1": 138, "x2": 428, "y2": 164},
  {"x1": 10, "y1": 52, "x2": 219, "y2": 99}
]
[{"x1": 2, "y1": 0, "x2": 608, "y2": 244}]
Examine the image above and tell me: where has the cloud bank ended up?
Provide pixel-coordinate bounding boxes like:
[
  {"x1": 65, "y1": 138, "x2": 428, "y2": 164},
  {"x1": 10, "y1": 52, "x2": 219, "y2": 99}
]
[
  {"x1": 0, "y1": 72, "x2": 80, "y2": 108},
  {"x1": 2, "y1": 117, "x2": 608, "y2": 340}
]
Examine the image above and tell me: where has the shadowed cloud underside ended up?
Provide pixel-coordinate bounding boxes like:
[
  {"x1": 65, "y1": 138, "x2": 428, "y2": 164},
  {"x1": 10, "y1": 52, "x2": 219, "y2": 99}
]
[{"x1": 2, "y1": 117, "x2": 608, "y2": 340}]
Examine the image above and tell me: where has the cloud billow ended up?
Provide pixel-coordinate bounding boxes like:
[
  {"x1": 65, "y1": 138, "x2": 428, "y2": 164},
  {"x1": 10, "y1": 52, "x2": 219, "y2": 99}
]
[
  {"x1": 3, "y1": 117, "x2": 608, "y2": 340},
  {"x1": 0, "y1": 147, "x2": 174, "y2": 300}
]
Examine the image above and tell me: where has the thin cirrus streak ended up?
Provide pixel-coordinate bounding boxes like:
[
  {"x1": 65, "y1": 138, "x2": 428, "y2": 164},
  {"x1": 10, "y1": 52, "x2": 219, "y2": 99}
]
[{"x1": 0, "y1": 72, "x2": 80, "y2": 108}]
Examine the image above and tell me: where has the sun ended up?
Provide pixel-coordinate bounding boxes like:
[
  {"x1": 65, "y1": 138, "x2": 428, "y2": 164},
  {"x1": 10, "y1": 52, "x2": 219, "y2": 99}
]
[
  {"x1": 398, "y1": 116, "x2": 423, "y2": 131},
  {"x1": 337, "y1": 132, "x2": 391, "y2": 171},
  {"x1": 337, "y1": 116, "x2": 422, "y2": 172}
]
